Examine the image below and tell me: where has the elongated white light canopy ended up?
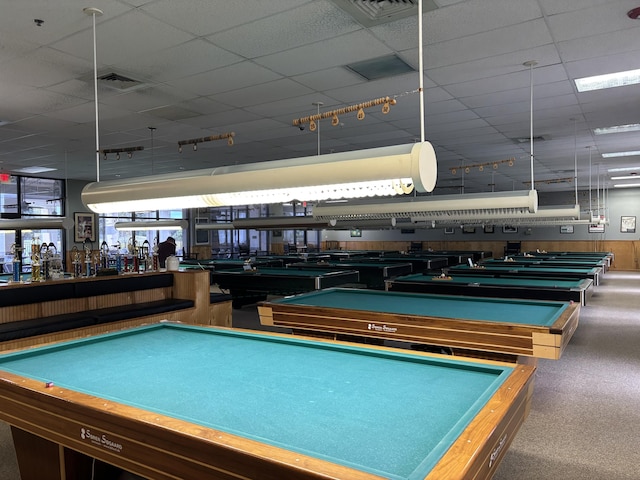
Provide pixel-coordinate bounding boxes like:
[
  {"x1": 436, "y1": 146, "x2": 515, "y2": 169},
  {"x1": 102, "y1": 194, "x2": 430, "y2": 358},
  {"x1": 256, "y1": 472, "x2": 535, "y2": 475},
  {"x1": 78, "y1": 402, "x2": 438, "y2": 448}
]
[
  {"x1": 82, "y1": 142, "x2": 437, "y2": 213},
  {"x1": 114, "y1": 220, "x2": 188, "y2": 231},
  {"x1": 313, "y1": 190, "x2": 538, "y2": 222}
]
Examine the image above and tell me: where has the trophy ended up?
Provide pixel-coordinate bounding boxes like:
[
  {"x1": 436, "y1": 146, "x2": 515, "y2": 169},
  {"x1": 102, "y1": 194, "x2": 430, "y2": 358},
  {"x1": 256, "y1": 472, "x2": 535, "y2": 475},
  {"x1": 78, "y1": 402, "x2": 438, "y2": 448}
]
[
  {"x1": 40, "y1": 243, "x2": 51, "y2": 280},
  {"x1": 100, "y1": 241, "x2": 109, "y2": 269},
  {"x1": 71, "y1": 246, "x2": 82, "y2": 278},
  {"x1": 31, "y1": 243, "x2": 41, "y2": 282},
  {"x1": 114, "y1": 241, "x2": 123, "y2": 273},
  {"x1": 152, "y1": 237, "x2": 159, "y2": 271},
  {"x1": 139, "y1": 239, "x2": 150, "y2": 273},
  {"x1": 10, "y1": 244, "x2": 21, "y2": 283},
  {"x1": 48, "y1": 243, "x2": 61, "y2": 279},
  {"x1": 84, "y1": 242, "x2": 92, "y2": 276}
]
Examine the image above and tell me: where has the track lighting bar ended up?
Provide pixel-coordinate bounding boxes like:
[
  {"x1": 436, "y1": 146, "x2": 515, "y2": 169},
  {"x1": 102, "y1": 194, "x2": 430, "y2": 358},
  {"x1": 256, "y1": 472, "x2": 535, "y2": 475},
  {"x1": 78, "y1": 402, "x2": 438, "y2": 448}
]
[
  {"x1": 292, "y1": 96, "x2": 396, "y2": 131},
  {"x1": 178, "y1": 132, "x2": 235, "y2": 152}
]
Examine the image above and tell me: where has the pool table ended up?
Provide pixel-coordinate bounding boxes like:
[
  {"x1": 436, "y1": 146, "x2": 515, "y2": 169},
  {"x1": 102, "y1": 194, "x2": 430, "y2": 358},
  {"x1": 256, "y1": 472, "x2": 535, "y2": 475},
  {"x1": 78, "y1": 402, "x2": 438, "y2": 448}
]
[
  {"x1": 524, "y1": 251, "x2": 613, "y2": 267},
  {"x1": 286, "y1": 261, "x2": 412, "y2": 289},
  {"x1": 181, "y1": 257, "x2": 283, "y2": 271},
  {"x1": 448, "y1": 263, "x2": 602, "y2": 286},
  {"x1": 259, "y1": 288, "x2": 580, "y2": 361},
  {"x1": 347, "y1": 255, "x2": 449, "y2": 272},
  {"x1": 413, "y1": 251, "x2": 475, "y2": 266},
  {"x1": 483, "y1": 257, "x2": 607, "y2": 272},
  {"x1": 387, "y1": 273, "x2": 594, "y2": 306},
  {"x1": 0, "y1": 322, "x2": 535, "y2": 480},
  {"x1": 211, "y1": 267, "x2": 360, "y2": 307}
]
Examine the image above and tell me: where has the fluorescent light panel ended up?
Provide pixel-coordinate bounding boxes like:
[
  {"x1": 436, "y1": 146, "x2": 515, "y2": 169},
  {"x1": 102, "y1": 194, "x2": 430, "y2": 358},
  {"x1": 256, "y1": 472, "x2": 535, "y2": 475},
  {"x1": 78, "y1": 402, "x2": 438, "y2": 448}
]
[
  {"x1": 0, "y1": 217, "x2": 73, "y2": 230},
  {"x1": 610, "y1": 175, "x2": 639, "y2": 180},
  {"x1": 114, "y1": 219, "x2": 188, "y2": 231},
  {"x1": 614, "y1": 183, "x2": 640, "y2": 188},
  {"x1": 602, "y1": 151, "x2": 640, "y2": 158},
  {"x1": 607, "y1": 166, "x2": 640, "y2": 173},
  {"x1": 313, "y1": 190, "x2": 539, "y2": 222},
  {"x1": 575, "y1": 68, "x2": 640, "y2": 92},
  {"x1": 13, "y1": 166, "x2": 57, "y2": 174},
  {"x1": 594, "y1": 124, "x2": 640, "y2": 135}
]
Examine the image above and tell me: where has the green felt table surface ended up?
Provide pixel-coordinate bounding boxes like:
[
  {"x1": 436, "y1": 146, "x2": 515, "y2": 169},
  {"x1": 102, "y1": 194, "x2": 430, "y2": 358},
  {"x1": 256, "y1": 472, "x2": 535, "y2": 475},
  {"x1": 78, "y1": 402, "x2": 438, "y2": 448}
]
[
  {"x1": 450, "y1": 264, "x2": 599, "y2": 274},
  {"x1": 0, "y1": 323, "x2": 514, "y2": 480},
  {"x1": 393, "y1": 273, "x2": 587, "y2": 288},
  {"x1": 213, "y1": 267, "x2": 354, "y2": 277},
  {"x1": 273, "y1": 288, "x2": 568, "y2": 327},
  {"x1": 484, "y1": 259, "x2": 604, "y2": 266}
]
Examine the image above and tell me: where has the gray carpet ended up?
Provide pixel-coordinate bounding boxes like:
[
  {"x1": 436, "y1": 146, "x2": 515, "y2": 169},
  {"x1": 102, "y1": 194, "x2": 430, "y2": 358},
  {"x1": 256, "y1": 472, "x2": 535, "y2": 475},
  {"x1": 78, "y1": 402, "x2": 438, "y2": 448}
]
[{"x1": 1, "y1": 272, "x2": 638, "y2": 479}]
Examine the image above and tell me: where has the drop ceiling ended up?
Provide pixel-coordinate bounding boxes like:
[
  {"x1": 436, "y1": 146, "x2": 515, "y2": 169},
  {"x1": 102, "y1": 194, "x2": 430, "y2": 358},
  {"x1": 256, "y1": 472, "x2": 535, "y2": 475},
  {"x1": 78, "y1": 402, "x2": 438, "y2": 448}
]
[{"x1": 1, "y1": 0, "x2": 639, "y2": 197}]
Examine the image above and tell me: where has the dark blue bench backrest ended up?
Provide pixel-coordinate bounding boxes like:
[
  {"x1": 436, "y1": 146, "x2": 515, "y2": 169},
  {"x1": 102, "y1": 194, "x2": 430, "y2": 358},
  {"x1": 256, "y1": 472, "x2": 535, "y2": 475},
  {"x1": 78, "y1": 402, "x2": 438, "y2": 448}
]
[{"x1": 0, "y1": 273, "x2": 174, "y2": 307}]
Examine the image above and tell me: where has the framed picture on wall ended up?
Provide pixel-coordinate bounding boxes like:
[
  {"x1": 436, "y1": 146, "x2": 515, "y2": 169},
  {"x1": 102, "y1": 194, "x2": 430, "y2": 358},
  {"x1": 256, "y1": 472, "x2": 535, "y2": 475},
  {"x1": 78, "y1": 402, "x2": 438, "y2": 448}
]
[
  {"x1": 588, "y1": 224, "x2": 605, "y2": 233},
  {"x1": 560, "y1": 225, "x2": 574, "y2": 234},
  {"x1": 74, "y1": 212, "x2": 96, "y2": 243},
  {"x1": 350, "y1": 229, "x2": 362, "y2": 238},
  {"x1": 462, "y1": 226, "x2": 476, "y2": 234},
  {"x1": 621, "y1": 216, "x2": 636, "y2": 233},
  {"x1": 502, "y1": 225, "x2": 518, "y2": 234},
  {"x1": 483, "y1": 225, "x2": 494, "y2": 234},
  {"x1": 444, "y1": 227, "x2": 455, "y2": 235},
  {"x1": 194, "y1": 218, "x2": 209, "y2": 245}
]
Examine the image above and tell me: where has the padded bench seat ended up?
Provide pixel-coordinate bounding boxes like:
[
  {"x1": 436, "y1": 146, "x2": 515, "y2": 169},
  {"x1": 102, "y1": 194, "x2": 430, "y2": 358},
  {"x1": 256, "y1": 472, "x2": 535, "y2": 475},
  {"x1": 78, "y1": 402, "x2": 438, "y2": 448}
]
[
  {"x1": 0, "y1": 298, "x2": 195, "y2": 342},
  {"x1": 210, "y1": 293, "x2": 233, "y2": 304},
  {"x1": 0, "y1": 273, "x2": 198, "y2": 344}
]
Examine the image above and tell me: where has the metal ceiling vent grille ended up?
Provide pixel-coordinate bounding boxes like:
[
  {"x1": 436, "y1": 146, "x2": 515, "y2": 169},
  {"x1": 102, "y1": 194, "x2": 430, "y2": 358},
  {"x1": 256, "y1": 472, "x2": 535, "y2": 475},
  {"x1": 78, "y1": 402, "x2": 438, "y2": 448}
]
[
  {"x1": 329, "y1": 0, "x2": 439, "y2": 27},
  {"x1": 97, "y1": 72, "x2": 145, "y2": 92}
]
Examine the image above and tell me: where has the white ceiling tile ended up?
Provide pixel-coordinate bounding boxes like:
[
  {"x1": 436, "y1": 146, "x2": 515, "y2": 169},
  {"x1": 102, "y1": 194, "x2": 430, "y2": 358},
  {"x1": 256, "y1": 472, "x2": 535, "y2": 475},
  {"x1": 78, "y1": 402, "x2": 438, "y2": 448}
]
[
  {"x1": 208, "y1": 1, "x2": 360, "y2": 58},
  {"x1": 167, "y1": 62, "x2": 282, "y2": 97},
  {"x1": 254, "y1": 30, "x2": 393, "y2": 77},
  {"x1": 546, "y1": 0, "x2": 639, "y2": 42},
  {"x1": 141, "y1": 0, "x2": 313, "y2": 37},
  {"x1": 209, "y1": 79, "x2": 314, "y2": 108}
]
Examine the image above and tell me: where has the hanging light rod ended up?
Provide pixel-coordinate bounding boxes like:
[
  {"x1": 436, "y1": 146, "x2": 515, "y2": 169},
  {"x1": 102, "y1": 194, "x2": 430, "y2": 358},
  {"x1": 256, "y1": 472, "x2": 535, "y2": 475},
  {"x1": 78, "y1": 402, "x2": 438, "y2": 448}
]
[
  {"x1": 292, "y1": 96, "x2": 395, "y2": 131},
  {"x1": 114, "y1": 219, "x2": 188, "y2": 231},
  {"x1": 410, "y1": 204, "x2": 579, "y2": 225},
  {"x1": 523, "y1": 177, "x2": 574, "y2": 186},
  {"x1": 0, "y1": 217, "x2": 74, "y2": 231},
  {"x1": 178, "y1": 132, "x2": 235, "y2": 152},
  {"x1": 82, "y1": 142, "x2": 437, "y2": 213},
  {"x1": 313, "y1": 190, "x2": 538, "y2": 223}
]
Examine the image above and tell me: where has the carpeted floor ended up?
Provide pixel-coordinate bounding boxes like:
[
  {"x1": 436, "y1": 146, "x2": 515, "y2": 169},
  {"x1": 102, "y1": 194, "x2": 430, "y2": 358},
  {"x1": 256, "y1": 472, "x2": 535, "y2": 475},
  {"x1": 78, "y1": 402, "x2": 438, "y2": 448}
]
[{"x1": 1, "y1": 271, "x2": 638, "y2": 479}]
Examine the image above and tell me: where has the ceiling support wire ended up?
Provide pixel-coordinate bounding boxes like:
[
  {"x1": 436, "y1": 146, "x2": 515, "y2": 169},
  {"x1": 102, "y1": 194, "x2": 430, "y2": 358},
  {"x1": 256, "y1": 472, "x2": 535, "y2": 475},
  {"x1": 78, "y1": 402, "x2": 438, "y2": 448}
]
[
  {"x1": 84, "y1": 7, "x2": 103, "y2": 182},
  {"x1": 597, "y1": 163, "x2": 600, "y2": 220},
  {"x1": 587, "y1": 145, "x2": 593, "y2": 219},
  {"x1": 418, "y1": 0, "x2": 425, "y2": 142},
  {"x1": 524, "y1": 60, "x2": 537, "y2": 190},
  {"x1": 573, "y1": 118, "x2": 578, "y2": 205},
  {"x1": 313, "y1": 102, "x2": 323, "y2": 156}
]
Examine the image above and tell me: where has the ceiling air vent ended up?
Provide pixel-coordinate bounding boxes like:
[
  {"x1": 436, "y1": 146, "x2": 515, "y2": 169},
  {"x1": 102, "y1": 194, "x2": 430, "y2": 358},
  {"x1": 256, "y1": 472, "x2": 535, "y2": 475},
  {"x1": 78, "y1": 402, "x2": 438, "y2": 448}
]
[
  {"x1": 514, "y1": 135, "x2": 551, "y2": 143},
  {"x1": 97, "y1": 72, "x2": 145, "y2": 92},
  {"x1": 329, "y1": 0, "x2": 439, "y2": 27},
  {"x1": 346, "y1": 54, "x2": 416, "y2": 80}
]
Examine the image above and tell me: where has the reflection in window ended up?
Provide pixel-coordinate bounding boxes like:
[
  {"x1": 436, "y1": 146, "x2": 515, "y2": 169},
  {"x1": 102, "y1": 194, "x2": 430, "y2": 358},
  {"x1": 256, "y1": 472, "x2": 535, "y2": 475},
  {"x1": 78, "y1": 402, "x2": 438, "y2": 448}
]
[{"x1": 21, "y1": 177, "x2": 64, "y2": 216}]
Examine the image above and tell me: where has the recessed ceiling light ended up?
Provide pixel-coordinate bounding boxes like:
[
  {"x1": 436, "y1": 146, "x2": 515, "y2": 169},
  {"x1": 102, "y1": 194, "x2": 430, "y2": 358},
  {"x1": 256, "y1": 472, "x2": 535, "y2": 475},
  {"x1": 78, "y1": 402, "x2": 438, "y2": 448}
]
[
  {"x1": 575, "y1": 68, "x2": 640, "y2": 92},
  {"x1": 602, "y1": 150, "x2": 640, "y2": 158},
  {"x1": 13, "y1": 166, "x2": 57, "y2": 174},
  {"x1": 594, "y1": 124, "x2": 640, "y2": 135}
]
